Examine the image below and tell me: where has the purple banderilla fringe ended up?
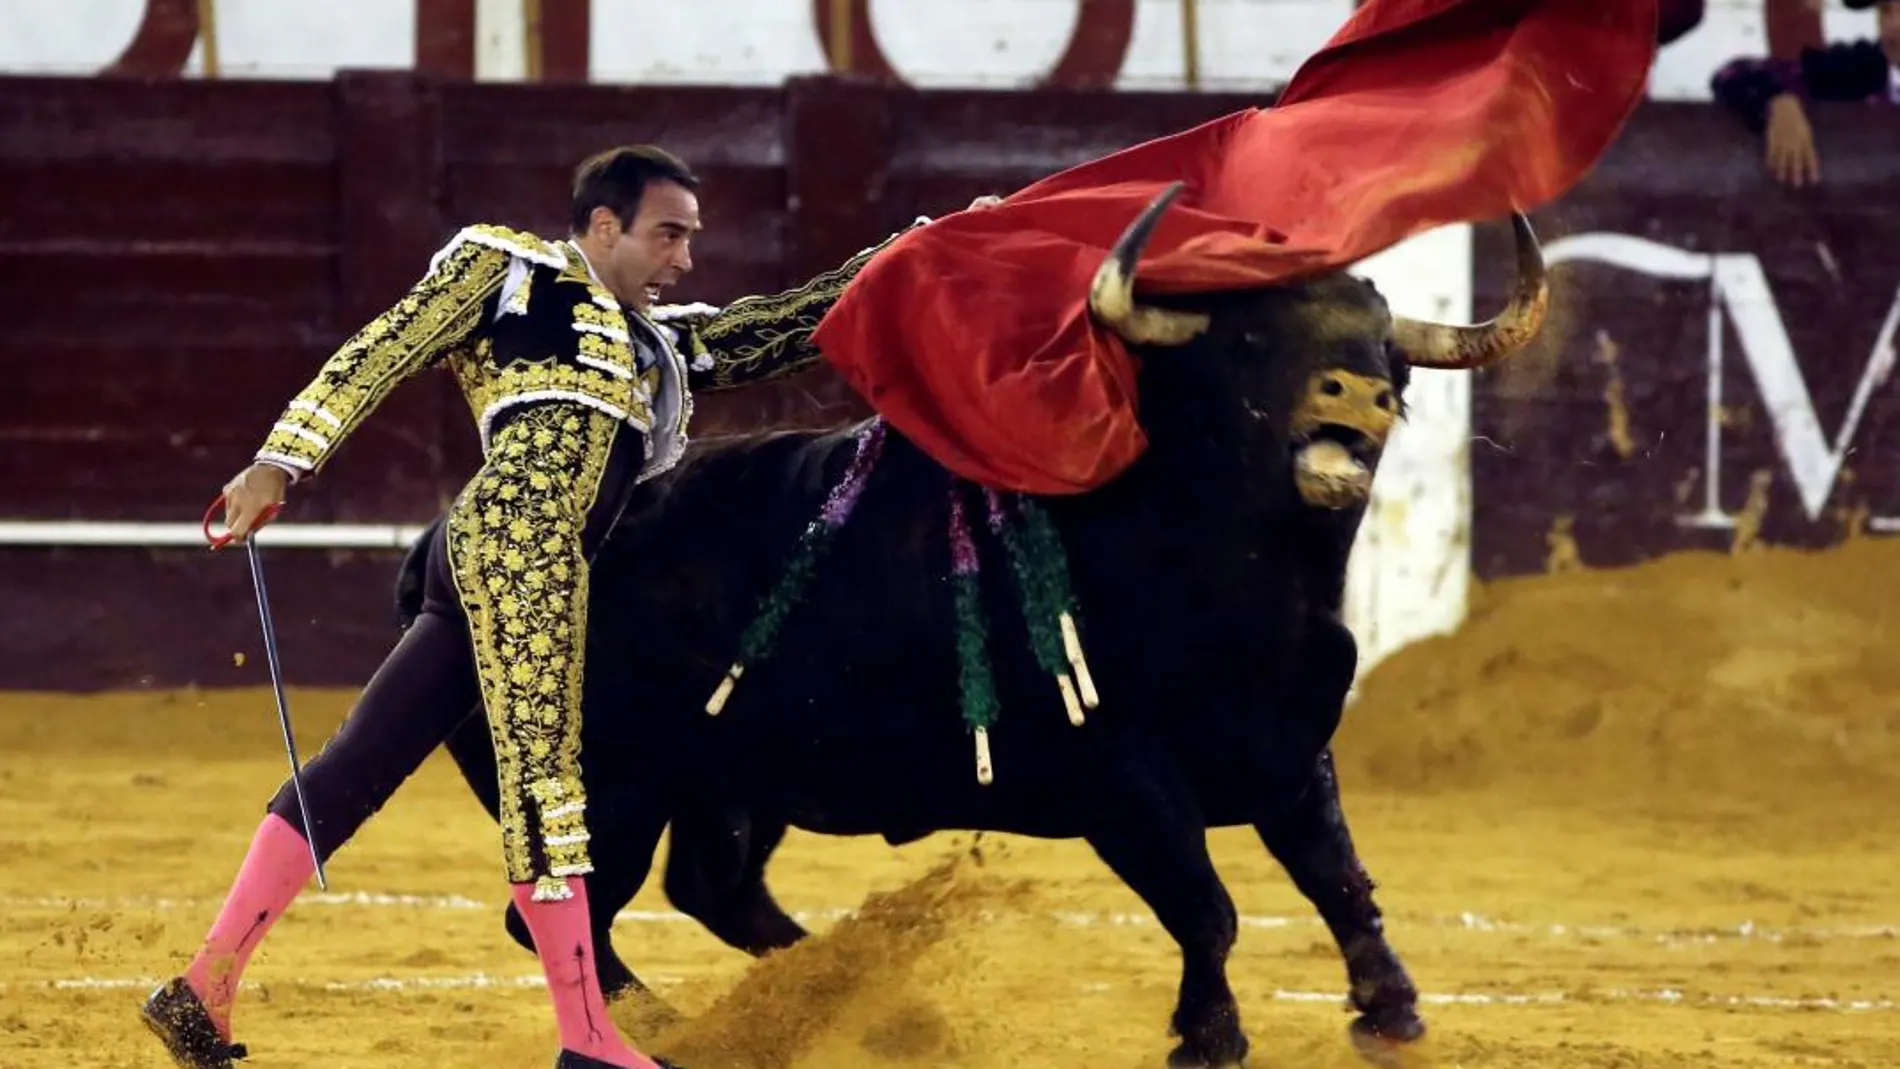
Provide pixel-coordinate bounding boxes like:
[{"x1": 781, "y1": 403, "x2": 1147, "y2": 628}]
[
  {"x1": 821, "y1": 417, "x2": 887, "y2": 527},
  {"x1": 948, "y1": 486, "x2": 980, "y2": 576},
  {"x1": 705, "y1": 415, "x2": 890, "y2": 714}
]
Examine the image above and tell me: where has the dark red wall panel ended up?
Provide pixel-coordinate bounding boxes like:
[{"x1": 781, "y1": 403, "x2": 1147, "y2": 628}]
[{"x1": 3, "y1": 72, "x2": 1895, "y2": 688}]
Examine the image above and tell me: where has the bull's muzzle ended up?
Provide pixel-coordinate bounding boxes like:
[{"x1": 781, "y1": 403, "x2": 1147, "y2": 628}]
[{"x1": 1289, "y1": 370, "x2": 1396, "y2": 509}]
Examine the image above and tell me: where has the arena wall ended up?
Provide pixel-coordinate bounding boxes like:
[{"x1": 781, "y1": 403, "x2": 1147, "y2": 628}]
[
  {"x1": 1, "y1": 0, "x2": 1882, "y2": 98},
  {"x1": 1, "y1": 67, "x2": 1894, "y2": 691},
  {"x1": 1469, "y1": 105, "x2": 1900, "y2": 578}
]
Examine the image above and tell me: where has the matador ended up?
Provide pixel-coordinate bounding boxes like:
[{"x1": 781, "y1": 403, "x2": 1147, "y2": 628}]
[{"x1": 140, "y1": 145, "x2": 939, "y2": 1069}]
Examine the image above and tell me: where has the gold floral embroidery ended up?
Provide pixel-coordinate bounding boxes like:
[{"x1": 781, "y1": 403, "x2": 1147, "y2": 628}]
[
  {"x1": 447, "y1": 224, "x2": 569, "y2": 270},
  {"x1": 454, "y1": 357, "x2": 656, "y2": 448},
  {"x1": 575, "y1": 331, "x2": 635, "y2": 376},
  {"x1": 444, "y1": 402, "x2": 619, "y2": 900},
  {"x1": 571, "y1": 299, "x2": 629, "y2": 339},
  {"x1": 256, "y1": 240, "x2": 508, "y2": 474}
]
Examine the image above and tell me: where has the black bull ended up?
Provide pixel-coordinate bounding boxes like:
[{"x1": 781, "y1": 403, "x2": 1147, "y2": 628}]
[{"x1": 395, "y1": 188, "x2": 1550, "y2": 1068}]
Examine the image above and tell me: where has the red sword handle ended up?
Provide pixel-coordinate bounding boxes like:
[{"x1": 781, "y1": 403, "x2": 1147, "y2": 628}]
[{"x1": 203, "y1": 494, "x2": 284, "y2": 550}]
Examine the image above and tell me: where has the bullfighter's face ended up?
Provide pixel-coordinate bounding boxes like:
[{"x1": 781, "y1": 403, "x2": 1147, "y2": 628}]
[{"x1": 588, "y1": 178, "x2": 701, "y2": 312}]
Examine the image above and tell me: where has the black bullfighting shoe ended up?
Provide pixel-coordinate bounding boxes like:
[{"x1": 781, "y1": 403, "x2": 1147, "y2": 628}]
[
  {"x1": 554, "y1": 1052, "x2": 687, "y2": 1069},
  {"x1": 139, "y1": 977, "x2": 249, "y2": 1068}
]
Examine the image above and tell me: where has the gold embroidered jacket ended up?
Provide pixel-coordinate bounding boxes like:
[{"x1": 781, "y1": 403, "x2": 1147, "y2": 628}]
[{"x1": 254, "y1": 220, "x2": 917, "y2": 481}]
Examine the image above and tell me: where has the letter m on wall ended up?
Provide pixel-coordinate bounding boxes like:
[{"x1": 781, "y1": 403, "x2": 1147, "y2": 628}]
[{"x1": 1545, "y1": 233, "x2": 1900, "y2": 526}]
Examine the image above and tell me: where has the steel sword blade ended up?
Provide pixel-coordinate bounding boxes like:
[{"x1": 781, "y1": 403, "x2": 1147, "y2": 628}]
[{"x1": 243, "y1": 535, "x2": 329, "y2": 891}]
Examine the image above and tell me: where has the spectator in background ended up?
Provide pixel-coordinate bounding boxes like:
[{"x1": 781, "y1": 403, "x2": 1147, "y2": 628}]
[{"x1": 1711, "y1": 0, "x2": 1899, "y2": 186}]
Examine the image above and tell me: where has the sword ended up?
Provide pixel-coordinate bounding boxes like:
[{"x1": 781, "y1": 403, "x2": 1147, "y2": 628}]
[{"x1": 204, "y1": 495, "x2": 330, "y2": 891}]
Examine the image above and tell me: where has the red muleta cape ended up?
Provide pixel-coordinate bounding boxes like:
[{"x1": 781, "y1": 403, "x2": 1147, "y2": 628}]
[{"x1": 809, "y1": 0, "x2": 1659, "y2": 495}]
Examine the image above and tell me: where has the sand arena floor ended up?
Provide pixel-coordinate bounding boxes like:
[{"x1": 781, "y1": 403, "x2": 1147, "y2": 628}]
[{"x1": 4, "y1": 541, "x2": 1900, "y2": 1068}]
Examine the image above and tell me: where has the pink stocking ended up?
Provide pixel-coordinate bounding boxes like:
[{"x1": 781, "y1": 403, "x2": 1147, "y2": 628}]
[
  {"x1": 183, "y1": 813, "x2": 316, "y2": 1038},
  {"x1": 511, "y1": 878, "x2": 658, "y2": 1068}
]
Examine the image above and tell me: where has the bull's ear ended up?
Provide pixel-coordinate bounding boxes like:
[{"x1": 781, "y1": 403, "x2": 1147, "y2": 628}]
[{"x1": 1088, "y1": 182, "x2": 1210, "y2": 347}]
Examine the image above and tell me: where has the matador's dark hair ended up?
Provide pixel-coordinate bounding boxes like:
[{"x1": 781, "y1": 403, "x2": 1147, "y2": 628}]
[{"x1": 569, "y1": 145, "x2": 700, "y2": 234}]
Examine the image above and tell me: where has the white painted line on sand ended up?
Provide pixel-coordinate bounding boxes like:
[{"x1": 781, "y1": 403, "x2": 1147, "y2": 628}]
[
  {"x1": 7, "y1": 893, "x2": 1894, "y2": 948},
  {"x1": 8, "y1": 974, "x2": 1893, "y2": 1013}
]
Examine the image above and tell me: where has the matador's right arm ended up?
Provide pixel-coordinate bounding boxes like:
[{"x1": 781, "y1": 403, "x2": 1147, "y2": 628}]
[{"x1": 252, "y1": 228, "x2": 536, "y2": 479}]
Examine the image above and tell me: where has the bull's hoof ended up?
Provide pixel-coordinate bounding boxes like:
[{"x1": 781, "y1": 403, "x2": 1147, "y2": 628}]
[
  {"x1": 1348, "y1": 1012, "x2": 1426, "y2": 1069},
  {"x1": 138, "y1": 977, "x2": 249, "y2": 1069},
  {"x1": 1166, "y1": 1034, "x2": 1249, "y2": 1069},
  {"x1": 1352, "y1": 1011, "x2": 1424, "y2": 1042},
  {"x1": 1346, "y1": 953, "x2": 1424, "y2": 1057}
]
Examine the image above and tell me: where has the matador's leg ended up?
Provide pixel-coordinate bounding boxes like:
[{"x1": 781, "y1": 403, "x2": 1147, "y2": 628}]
[
  {"x1": 445, "y1": 400, "x2": 631, "y2": 900},
  {"x1": 444, "y1": 400, "x2": 657, "y2": 1068},
  {"x1": 146, "y1": 521, "x2": 488, "y2": 1066}
]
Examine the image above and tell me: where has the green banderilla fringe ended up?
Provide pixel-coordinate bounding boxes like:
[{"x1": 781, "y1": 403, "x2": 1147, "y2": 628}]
[
  {"x1": 985, "y1": 490, "x2": 1098, "y2": 717},
  {"x1": 984, "y1": 489, "x2": 1086, "y2": 724},
  {"x1": 1019, "y1": 495, "x2": 1098, "y2": 708},
  {"x1": 705, "y1": 418, "x2": 887, "y2": 715},
  {"x1": 948, "y1": 484, "x2": 999, "y2": 784}
]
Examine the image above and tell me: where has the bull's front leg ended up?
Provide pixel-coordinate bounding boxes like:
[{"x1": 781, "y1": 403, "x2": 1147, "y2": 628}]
[
  {"x1": 1085, "y1": 756, "x2": 1246, "y2": 1068},
  {"x1": 1255, "y1": 615, "x2": 1423, "y2": 1054},
  {"x1": 1258, "y1": 749, "x2": 1421, "y2": 1049}
]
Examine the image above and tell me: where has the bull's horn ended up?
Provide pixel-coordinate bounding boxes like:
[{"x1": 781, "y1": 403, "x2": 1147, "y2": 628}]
[
  {"x1": 1087, "y1": 181, "x2": 1211, "y2": 347},
  {"x1": 1391, "y1": 211, "x2": 1549, "y2": 370}
]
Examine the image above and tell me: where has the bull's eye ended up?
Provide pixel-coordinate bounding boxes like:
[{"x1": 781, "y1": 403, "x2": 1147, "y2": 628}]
[{"x1": 1321, "y1": 376, "x2": 1346, "y2": 397}]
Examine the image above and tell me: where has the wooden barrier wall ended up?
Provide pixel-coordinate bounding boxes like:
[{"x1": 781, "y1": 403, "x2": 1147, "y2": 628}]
[{"x1": 3, "y1": 72, "x2": 1895, "y2": 689}]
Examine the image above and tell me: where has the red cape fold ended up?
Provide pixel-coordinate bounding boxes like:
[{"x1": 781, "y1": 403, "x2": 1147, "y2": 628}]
[{"x1": 811, "y1": 0, "x2": 1660, "y2": 494}]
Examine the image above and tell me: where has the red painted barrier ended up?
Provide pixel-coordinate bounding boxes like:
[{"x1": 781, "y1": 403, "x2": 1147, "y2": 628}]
[{"x1": 3, "y1": 73, "x2": 1894, "y2": 688}]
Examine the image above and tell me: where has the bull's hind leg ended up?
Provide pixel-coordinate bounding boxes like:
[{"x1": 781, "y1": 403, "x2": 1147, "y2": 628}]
[
  {"x1": 570, "y1": 806, "x2": 690, "y2": 1034},
  {"x1": 1086, "y1": 765, "x2": 1246, "y2": 1068},
  {"x1": 532, "y1": 801, "x2": 671, "y2": 1013},
  {"x1": 663, "y1": 806, "x2": 806, "y2": 957}
]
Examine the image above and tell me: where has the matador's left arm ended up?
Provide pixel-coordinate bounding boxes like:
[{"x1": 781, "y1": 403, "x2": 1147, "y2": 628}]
[{"x1": 653, "y1": 217, "x2": 930, "y2": 393}]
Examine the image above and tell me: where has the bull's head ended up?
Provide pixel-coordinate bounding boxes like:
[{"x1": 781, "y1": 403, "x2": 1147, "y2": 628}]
[{"x1": 1089, "y1": 182, "x2": 1547, "y2": 511}]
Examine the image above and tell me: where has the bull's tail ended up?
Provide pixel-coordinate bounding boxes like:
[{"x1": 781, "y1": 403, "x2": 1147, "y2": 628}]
[{"x1": 393, "y1": 515, "x2": 443, "y2": 632}]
